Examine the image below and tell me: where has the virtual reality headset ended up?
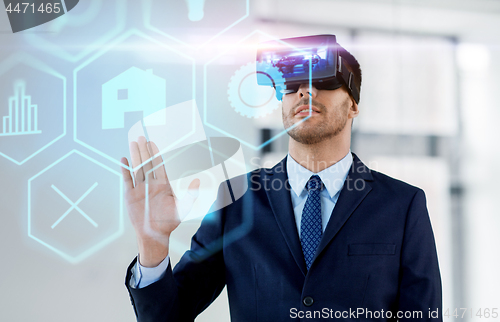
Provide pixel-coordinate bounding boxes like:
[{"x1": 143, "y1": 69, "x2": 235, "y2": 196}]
[{"x1": 256, "y1": 34, "x2": 360, "y2": 104}]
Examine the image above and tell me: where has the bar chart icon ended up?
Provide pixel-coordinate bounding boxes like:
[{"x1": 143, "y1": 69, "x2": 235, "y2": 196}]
[{"x1": 1, "y1": 80, "x2": 42, "y2": 137}]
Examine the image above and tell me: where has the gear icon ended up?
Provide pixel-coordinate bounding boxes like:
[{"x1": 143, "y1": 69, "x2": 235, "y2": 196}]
[{"x1": 227, "y1": 61, "x2": 285, "y2": 118}]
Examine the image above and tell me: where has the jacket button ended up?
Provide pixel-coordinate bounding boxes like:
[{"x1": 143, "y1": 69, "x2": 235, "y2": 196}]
[{"x1": 303, "y1": 296, "x2": 314, "y2": 307}]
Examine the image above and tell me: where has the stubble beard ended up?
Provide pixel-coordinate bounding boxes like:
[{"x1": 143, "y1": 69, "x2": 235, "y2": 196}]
[{"x1": 283, "y1": 98, "x2": 349, "y2": 145}]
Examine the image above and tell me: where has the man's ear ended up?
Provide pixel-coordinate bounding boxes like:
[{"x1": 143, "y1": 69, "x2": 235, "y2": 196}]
[{"x1": 349, "y1": 97, "x2": 359, "y2": 119}]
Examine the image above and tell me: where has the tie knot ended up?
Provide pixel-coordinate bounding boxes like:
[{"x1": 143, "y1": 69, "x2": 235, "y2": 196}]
[{"x1": 306, "y1": 175, "x2": 323, "y2": 192}]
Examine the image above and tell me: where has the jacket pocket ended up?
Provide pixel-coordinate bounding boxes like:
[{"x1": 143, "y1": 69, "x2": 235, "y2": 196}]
[{"x1": 348, "y1": 243, "x2": 396, "y2": 255}]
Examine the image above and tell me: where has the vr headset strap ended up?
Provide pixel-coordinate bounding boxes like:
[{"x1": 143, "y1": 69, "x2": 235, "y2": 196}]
[{"x1": 338, "y1": 56, "x2": 360, "y2": 104}]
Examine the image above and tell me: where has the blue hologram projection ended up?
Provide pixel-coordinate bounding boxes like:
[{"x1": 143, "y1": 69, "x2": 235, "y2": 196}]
[
  {"x1": 102, "y1": 67, "x2": 166, "y2": 130},
  {"x1": 143, "y1": 0, "x2": 249, "y2": 49},
  {"x1": 204, "y1": 29, "x2": 313, "y2": 150},
  {"x1": 28, "y1": 150, "x2": 124, "y2": 263},
  {"x1": 186, "y1": 0, "x2": 205, "y2": 21},
  {"x1": 0, "y1": 53, "x2": 66, "y2": 165},
  {"x1": 50, "y1": 182, "x2": 99, "y2": 229},
  {"x1": 1, "y1": 80, "x2": 42, "y2": 137}
]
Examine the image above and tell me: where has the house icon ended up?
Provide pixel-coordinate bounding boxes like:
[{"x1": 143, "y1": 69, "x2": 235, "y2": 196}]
[{"x1": 102, "y1": 67, "x2": 167, "y2": 130}]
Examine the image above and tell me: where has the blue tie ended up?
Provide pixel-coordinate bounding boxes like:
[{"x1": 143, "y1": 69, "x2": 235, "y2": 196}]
[{"x1": 300, "y1": 175, "x2": 323, "y2": 270}]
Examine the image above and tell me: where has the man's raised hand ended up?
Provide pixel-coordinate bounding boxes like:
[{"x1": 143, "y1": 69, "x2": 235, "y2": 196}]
[{"x1": 121, "y1": 136, "x2": 200, "y2": 267}]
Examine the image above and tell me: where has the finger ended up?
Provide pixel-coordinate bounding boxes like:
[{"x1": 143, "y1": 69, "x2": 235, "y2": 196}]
[
  {"x1": 187, "y1": 178, "x2": 201, "y2": 196},
  {"x1": 120, "y1": 157, "x2": 134, "y2": 191},
  {"x1": 149, "y1": 142, "x2": 175, "y2": 197},
  {"x1": 129, "y1": 141, "x2": 144, "y2": 182},
  {"x1": 146, "y1": 141, "x2": 157, "y2": 182},
  {"x1": 149, "y1": 141, "x2": 167, "y2": 182},
  {"x1": 137, "y1": 136, "x2": 153, "y2": 182}
]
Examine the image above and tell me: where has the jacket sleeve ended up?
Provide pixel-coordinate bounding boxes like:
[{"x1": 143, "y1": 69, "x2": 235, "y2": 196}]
[
  {"x1": 397, "y1": 189, "x2": 443, "y2": 321},
  {"x1": 125, "y1": 185, "x2": 229, "y2": 322}
]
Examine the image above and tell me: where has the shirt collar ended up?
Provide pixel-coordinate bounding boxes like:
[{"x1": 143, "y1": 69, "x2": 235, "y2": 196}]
[{"x1": 286, "y1": 150, "x2": 353, "y2": 199}]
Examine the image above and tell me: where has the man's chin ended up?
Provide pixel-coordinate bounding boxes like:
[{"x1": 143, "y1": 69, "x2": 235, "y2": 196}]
[
  {"x1": 287, "y1": 128, "x2": 326, "y2": 145},
  {"x1": 286, "y1": 120, "x2": 319, "y2": 133}
]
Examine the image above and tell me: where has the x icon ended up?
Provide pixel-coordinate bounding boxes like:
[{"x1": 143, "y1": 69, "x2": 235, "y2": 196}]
[{"x1": 51, "y1": 183, "x2": 99, "y2": 229}]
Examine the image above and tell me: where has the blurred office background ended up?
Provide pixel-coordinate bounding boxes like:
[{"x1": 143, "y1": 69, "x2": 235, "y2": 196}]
[{"x1": 0, "y1": 0, "x2": 499, "y2": 321}]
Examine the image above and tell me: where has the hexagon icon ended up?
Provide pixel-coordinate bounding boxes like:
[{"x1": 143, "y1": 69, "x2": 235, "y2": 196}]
[
  {"x1": 0, "y1": 53, "x2": 66, "y2": 165},
  {"x1": 74, "y1": 28, "x2": 196, "y2": 170},
  {"x1": 204, "y1": 30, "x2": 312, "y2": 150},
  {"x1": 143, "y1": 0, "x2": 249, "y2": 49},
  {"x1": 28, "y1": 150, "x2": 123, "y2": 263},
  {"x1": 23, "y1": 0, "x2": 126, "y2": 62}
]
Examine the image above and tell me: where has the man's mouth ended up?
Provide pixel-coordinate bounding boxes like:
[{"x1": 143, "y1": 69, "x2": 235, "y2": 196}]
[{"x1": 295, "y1": 105, "x2": 321, "y2": 116}]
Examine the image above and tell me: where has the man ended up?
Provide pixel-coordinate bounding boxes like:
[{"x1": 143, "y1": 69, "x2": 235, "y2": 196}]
[{"x1": 122, "y1": 37, "x2": 442, "y2": 321}]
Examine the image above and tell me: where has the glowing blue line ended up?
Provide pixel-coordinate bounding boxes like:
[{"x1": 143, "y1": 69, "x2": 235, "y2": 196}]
[
  {"x1": 143, "y1": 0, "x2": 250, "y2": 50},
  {"x1": 146, "y1": 144, "x2": 192, "y2": 176},
  {"x1": 0, "y1": 52, "x2": 66, "y2": 165},
  {"x1": 203, "y1": 29, "x2": 313, "y2": 151},
  {"x1": 23, "y1": 0, "x2": 126, "y2": 62},
  {"x1": 73, "y1": 29, "x2": 196, "y2": 172},
  {"x1": 61, "y1": 0, "x2": 68, "y2": 13},
  {"x1": 207, "y1": 137, "x2": 215, "y2": 167},
  {"x1": 309, "y1": 55, "x2": 313, "y2": 114},
  {"x1": 51, "y1": 182, "x2": 99, "y2": 228},
  {"x1": 28, "y1": 150, "x2": 124, "y2": 263},
  {"x1": 196, "y1": 0, "x2": 250, "y2": 49}
]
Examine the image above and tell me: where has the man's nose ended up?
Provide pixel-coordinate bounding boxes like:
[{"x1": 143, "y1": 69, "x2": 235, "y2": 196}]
[{"x1": 297, "y1": 84, "x2": 317, "y2": 98}]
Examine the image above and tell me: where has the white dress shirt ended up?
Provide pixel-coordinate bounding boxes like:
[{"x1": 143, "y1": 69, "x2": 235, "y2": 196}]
[
  {"x1": 130, "y1": 150, "x2": 353, "y2": 288},
  {"x1": 287, "y1": 150, "x2": 353, "y2": 235}
]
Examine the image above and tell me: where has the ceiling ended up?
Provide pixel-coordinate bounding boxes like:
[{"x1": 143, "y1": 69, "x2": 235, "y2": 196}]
[
  {"x1": 359, "y1": 0, "x2": 500, "y2": 14},
  {"x1": 253, "y1": 0, "x2": 500, "y2": 43}
]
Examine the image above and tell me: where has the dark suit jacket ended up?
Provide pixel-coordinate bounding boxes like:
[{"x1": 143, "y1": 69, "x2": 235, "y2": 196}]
[{"x1": 125, "y1": 153, "x2": 442, "y2": 321}]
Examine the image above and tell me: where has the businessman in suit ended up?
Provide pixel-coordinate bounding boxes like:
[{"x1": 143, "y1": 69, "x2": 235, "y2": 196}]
[{"x1": 121, "y1": 44, "x2": 442, "y2": 321}]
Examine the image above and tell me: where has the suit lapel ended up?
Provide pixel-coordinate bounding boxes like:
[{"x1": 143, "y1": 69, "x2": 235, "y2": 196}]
[
  {"x1": 264, "y1": 153, "x2": 374, "y2": 275},
  {"x1": 265, "y1": 156, "x2": 307, "y2": 276},
  {"x1": 313, "y1": 153, "x2": 374, "y2": 264}
]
